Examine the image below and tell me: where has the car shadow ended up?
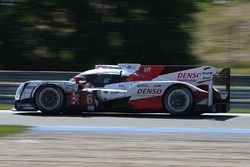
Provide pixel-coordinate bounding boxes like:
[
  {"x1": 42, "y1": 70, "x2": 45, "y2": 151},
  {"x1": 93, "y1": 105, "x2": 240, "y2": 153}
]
[{"x1": 14, "y1": 111, "x2": 237, "y2": 121}]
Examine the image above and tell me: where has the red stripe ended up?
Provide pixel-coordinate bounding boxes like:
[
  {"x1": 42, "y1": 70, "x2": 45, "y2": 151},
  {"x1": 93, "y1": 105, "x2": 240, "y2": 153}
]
[
  {"x1": 197, "y1": 79, "x2": 211, "y2": 84},
  {"x1": 194, "y1": 91, "x2": 208, "y2": 103},
  {"x1": 128, "y1": 96, "x2": 163, "y2": 110},
  {"x1": 125, "y1": 65, "x2": 165, "y2": 82}
]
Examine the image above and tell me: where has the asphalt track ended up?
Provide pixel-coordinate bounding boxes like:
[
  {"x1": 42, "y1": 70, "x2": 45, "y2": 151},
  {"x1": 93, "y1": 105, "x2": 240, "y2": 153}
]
[
  {"x1": 1, "y1": 110, "x2": 250, "y2": 166},
  {"x1": 1, "y1": 110, "x2": 250, "y2": 128},
  {"x1": 1, "y1": 110, "x2": 250, "y2": 141}
]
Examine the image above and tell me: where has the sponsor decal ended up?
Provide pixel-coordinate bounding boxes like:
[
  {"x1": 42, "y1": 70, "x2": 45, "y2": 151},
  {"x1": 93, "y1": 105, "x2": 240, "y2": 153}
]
[
  {"x1": 153, "y1": 84, "x2": 162, "y2": 87},
  {"x1": 202, "y1": 77, "x2": 211, "y2": 80},
  {"x1": 137, "y1": 88, "x2": 162, "y2": 95},
  {"x1": 144, "y1": 66, "x2": 151, "y2": 73},
  {"x1": 177, "y1": 72, "x2": 201, "y2": 79},
  {"x1": 201, "y1": 71, "x2": 212, "y2": 81},
  {"x1": 137, "y1": 84, "x2": 149, "y2": 88}
]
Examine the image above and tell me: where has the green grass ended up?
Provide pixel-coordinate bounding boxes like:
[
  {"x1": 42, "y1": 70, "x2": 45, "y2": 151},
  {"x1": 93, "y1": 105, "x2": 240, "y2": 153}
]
[
  {"x1": 215, "y1": 67, "x2": 250, "y2": 74},
  {"x1": 0, "y1": 104, "x2": 13, "y2": 110},
  {"x1": 0, "y1": 125, "x2": 27, "y2": 137},
  {"x1": 231, "y1": 68, "x2": 250, "y2": 74},
  {"x1": 191, "y1": 0, "x2": 250, "y2": 70},
  {"x1": 230, "y1": 108, "x2": 250, "y2": 113}
]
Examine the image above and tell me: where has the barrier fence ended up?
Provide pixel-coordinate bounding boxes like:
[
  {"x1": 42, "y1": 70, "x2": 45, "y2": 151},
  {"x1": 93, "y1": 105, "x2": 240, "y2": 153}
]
[{"x1": 0, "y1": 70, "x2": 249, "y2": 109}]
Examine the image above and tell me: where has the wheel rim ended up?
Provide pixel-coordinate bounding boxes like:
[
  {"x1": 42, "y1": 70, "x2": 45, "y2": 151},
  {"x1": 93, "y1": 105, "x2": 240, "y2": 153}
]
[
  {"x1": 38, "y1": 88, "x2": 62, "y2": 111},
  {"x1": 166, "y1": 89, "x2": 190, "y2": 113}
]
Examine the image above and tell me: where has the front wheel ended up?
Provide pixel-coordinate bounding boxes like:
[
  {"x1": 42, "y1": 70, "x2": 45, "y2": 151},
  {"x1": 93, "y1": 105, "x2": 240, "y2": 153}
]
[
  {"x1": 35, "y1": 85, "x2": 65, "y2": 114},
  {"x1": 163, "y1": 85, "x2": 194, "y2": 116}
]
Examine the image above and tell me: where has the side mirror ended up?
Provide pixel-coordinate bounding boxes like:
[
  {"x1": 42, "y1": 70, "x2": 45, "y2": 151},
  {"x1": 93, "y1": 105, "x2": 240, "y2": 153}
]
[{"x1": 73, "y1": 76, "x2": 86, "y2": 84}]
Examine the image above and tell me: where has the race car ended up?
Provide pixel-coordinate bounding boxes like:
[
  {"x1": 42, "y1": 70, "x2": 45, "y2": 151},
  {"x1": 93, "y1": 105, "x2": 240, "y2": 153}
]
[{"x1": 14, "y1": 64, "x2": 230, "y2": 116}]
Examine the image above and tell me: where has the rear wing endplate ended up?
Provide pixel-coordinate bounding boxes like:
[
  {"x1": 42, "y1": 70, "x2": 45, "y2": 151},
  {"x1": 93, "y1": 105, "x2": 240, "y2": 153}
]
[{"x1": 213, "y1": 68, "x2": 231, "y2": 109}]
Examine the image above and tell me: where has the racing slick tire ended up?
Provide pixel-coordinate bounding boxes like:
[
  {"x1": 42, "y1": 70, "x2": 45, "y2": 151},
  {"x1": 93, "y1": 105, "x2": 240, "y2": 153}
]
[
  {"x1": 34, "y1": 84, "x2": 65, "y2": 114},
  {"x1": 163, "y1": 85, "x2": 194, "y2": 116}
]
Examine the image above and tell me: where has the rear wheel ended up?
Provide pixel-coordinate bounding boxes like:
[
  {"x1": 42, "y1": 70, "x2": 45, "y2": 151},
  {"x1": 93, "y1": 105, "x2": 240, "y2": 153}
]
[
  {"x1": 35, "y1": 85, "x2": 65, "y2": 114},
  {"x1": 163, "y1": 85, "x2": 194, "y2": 116}
]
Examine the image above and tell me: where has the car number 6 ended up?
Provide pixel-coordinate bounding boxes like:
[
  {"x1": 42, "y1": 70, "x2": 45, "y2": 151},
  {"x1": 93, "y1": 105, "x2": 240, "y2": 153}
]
[{"x1": 86, "y1": 94, "x2": 94, "y2": 105}]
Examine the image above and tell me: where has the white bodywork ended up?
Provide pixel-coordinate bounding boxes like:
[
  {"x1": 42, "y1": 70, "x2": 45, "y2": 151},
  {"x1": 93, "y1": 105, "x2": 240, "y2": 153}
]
[
  {"x1": 15, "y1": 64, "x2": 228, "y2": 113},
  {"x1": 15, "y1": 81, "x2": 78, "y2": 101},
  {"x1": 92, "y1": 65, "x2": 217, "y2": 105},
  {"x1": 17, "y1": 65, "x2": 217, "y2": 104},
  {"x1": 94, "y1": 81, "x2": 208, "y2": 103}
]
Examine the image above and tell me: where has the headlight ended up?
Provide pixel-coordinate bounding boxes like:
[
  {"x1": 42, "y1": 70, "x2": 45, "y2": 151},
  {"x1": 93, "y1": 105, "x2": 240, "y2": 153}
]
[{"x1": 15, "y1": 83, "x2": 25, "y2": 100}]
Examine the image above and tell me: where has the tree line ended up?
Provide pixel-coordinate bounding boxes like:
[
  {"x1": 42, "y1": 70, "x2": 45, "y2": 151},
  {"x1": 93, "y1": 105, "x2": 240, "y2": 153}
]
[{"x1": 0, "y1": 0, "x2": 198, "y2": 71}]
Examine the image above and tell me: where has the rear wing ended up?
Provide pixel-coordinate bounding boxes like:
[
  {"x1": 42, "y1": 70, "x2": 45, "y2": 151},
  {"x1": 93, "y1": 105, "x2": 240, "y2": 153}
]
[
  {"x1": 213, "y1": 68, "x2": 230, "y2": 101},
  {"x1": 212, "y1": 68, "x2": 231, "y2": 111}
]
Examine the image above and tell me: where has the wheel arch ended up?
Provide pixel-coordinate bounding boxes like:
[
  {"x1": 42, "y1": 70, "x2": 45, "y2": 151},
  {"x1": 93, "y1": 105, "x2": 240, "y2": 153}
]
[
  {"x1": 32, "y1": 83, "x2": 66, "y2": 110},
  {"x1": 32, "y1": 83, "x2": 65, "y2": 98},
  {"x1": 162, "y1": 83, "x2": 195, "y2": 100},
  {"x1": 162, "y1": 83, "x2": 196, "y2": 114}
]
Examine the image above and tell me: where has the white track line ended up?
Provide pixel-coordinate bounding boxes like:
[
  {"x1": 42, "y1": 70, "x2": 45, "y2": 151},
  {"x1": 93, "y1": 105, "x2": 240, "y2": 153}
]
[{"x1": 1, "y1": 110, "x2": 250, "y2": 117}]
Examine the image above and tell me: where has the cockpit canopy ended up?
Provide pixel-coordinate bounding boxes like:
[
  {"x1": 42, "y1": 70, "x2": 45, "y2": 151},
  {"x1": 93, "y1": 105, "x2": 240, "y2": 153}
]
[{"x1": 70, "y1": 68, "x2": 127, "y2": 87}]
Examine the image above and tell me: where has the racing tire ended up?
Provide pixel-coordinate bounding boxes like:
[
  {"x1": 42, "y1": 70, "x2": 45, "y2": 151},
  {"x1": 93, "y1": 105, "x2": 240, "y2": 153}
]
[
  {"x1": 163, "y1": 85, "x2": 194, "y2": 116},
  {"x1": 35, "y1": 84, "x2": 65, "y2": 114}
]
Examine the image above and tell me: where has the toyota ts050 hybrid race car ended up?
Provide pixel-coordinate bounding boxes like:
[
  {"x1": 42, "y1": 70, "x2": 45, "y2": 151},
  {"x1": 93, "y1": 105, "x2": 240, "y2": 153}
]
[{"x1": 14, "y1": 64, "x2": 230, "y2": 116}]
